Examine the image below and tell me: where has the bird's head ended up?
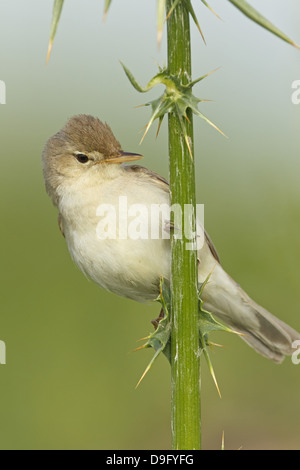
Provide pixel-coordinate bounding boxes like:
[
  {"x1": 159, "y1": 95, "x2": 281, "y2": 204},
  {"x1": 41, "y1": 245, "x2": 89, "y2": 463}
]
[{"x1": 42, "y1": 114, "x2": 143, "y2": 205}]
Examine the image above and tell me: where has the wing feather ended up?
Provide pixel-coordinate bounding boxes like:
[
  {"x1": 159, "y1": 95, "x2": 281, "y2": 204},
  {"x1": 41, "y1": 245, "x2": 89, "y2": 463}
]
[{"x1": 124, "y1": 164, "x2": 220, "y2": 263}]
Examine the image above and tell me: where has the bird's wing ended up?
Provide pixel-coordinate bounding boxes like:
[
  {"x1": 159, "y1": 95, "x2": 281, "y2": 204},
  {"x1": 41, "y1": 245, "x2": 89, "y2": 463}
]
[
  {"x1": 124, "y1": 164, "x2": 220, "y2": 263},
  {"x1": 58, "y1": 213, "x2": 65, "y2": 238},
  {"x1": 124, "y1": 164, "x2": 169, "y2": 192},
  {"x1": 204, "y1": 230, "x2": 220, "y2": 263}
]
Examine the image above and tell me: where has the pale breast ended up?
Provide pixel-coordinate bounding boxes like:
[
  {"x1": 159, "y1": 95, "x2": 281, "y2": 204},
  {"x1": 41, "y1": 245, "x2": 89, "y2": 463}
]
[{"x1": 59, "y1": 168, "x2": 172, "y2": 302}]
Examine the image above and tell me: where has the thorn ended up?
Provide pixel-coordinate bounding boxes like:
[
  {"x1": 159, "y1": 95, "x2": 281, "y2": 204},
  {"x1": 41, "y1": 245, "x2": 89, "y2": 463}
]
[
  {"x1": 165, "y1": 8, "x2": 173, "y2": 21},
  {"x1": 135, "y1": 364, "x2": 151, "y2": 389},
  {"x1": 205, "y1": 3, "x2": 222, "y2": 21},
  {"x1": 212, "y1": 369, "x2": 222, "y2": 398},
  {"x1": 184, "y1": 134, "x2": 193, "y2": 160},
  {"x1": 103, "y1": 0, "x2": 111, "y2": 22},
  {"x1": 157, "y1": 30, "x2": 163, "y2": 48},
  {"x1": 234, "y1": 330, "x2": 247, "y2": 337},
  {"x1": 221, "y1": 431, "x2": 225, "y2": 450},
  {"x1": 134, "y1": 104, "x2": 147, "y2": 109},
  {"x1": 132, "y1": 345, "x2": 146, "y2": 353},
  {"x1": 209, "y1": 342, "x2": 225, "y2": 349},
  {"x1": 46, "y1": 41, "x2": 53, "y2": 64},
  {"x1": 188, "y1": 67, "x2": 221, "y2": 88},
  {"x1": 136, "y1": 336, "x2": 150, "y2": 342},
  {"x1": 156, "y1": 119, "x2": 163, "y2": 138},
  {"x1": 196, "y1": 23, "x2": 206, "y2": 46},
  {"x1": 185, "y1": 113, "x2": 191, "y2": 124},
  {"x1": 199, "y1": 265, "x2": 216, "y2": 296},
  {"x1": 152, "y1": 57, "x2": 161, "y2": 70},
  {"x1": 210, "y1": 121, "x2": 228, "y2": 138},
  {"x1": 139, "y1": 122, "x2": 152, "y2": 144},
  {"x1": 137, "y1": 122, "x2": 150, "y2": 143},
  {"x1": 165, "y1": 11, "x2": 171, "y2": 21}
]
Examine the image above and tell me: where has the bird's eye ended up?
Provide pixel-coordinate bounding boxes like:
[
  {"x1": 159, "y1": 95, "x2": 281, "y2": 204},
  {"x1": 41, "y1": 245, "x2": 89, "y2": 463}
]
[{"x1": 75, "y1": 153, "x2": 89, "y2": 164}]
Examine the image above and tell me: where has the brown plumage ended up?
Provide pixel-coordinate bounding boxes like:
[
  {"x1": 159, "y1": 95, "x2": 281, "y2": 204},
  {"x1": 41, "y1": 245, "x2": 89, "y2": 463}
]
[{"x1": 58, "y1": 114, "x2": 122, "y2": 156}]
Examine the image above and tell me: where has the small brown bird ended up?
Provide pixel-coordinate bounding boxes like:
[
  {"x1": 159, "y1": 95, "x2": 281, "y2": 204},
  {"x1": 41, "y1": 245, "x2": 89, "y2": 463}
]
[{"x1": 42, "y1": 114, "x2": 300, "y2": 363}]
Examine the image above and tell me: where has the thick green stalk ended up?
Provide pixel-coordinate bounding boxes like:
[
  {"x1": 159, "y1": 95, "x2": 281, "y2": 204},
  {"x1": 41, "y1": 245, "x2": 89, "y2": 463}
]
[{"x1": 166, "y1": 0, "x2": 201, "y2": 450}]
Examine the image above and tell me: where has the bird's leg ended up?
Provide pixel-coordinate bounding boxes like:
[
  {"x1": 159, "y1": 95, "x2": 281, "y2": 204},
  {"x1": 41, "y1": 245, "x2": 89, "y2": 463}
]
[{"x1": 151, "y1": 307, "x2": 165, "y2": 330}]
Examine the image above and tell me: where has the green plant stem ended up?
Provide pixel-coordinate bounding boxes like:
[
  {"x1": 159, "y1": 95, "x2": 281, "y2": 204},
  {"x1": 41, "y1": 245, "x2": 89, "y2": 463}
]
[{"x1": 166, "y1": 0, "x2": 201, "y2": 450}]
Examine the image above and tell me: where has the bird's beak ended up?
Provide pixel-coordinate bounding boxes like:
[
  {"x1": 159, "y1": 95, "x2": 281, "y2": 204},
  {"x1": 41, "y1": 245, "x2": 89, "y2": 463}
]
[{"x1": 101, "y1": 151, "x2": 143, "y2": 164}]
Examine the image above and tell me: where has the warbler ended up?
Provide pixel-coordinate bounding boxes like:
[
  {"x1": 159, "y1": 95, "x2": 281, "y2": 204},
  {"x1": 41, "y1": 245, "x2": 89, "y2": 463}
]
[{"x1": 42, "y1": 114, "x2": 300, "y2": 363}]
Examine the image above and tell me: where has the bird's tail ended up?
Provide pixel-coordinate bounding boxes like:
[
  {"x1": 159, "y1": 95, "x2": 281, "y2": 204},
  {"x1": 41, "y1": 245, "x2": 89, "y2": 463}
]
[{"x1": 202, "y1": 265, "x2": 300, "y2": 363}]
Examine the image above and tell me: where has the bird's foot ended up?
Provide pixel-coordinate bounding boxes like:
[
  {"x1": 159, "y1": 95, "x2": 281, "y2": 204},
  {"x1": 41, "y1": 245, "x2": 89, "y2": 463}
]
[{"x1": 151, "y1": 307, "x2": 165, "y2": 330}]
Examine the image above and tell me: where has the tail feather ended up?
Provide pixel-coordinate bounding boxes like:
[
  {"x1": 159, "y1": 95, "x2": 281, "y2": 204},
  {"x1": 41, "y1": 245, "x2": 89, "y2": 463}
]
[
  {"x1": 202, "y1": 264, "x2": 300, "y2": 363},
  {"x1": 230, "y1": 302, "x2": 299, "y2": 363}
]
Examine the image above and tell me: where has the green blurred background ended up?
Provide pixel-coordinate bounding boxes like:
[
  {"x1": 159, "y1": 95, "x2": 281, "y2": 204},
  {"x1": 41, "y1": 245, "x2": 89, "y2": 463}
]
[{"x1": 0, "y1": 0, "x2": 300, "y2": 450}]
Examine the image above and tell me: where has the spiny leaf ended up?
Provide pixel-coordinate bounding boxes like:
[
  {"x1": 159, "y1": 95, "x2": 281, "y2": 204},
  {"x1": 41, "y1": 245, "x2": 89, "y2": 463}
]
[
  {"x1": 103, "y1": 0, "x2": 112, "y2": 22},
  {"x1": 135, "y1": 279, "x2": 171, "y2": 387},
  {"x1": 121, "y1": 63, "x2": 225, "y2": 156},
  {"x1": 120, "y1": 62, "x2": 150, "y2": 93},
  {"x1": 135, "y1": 277, "x2": 239, "y2": 393},
  {"x1": 120, "y1": 62, "x2": 174, "y2": 94},
  {"x1": 141, "y1": 95, "x2": 173, "y2": 143},
  {"x1": 46, "y1": 0, "x2": 64, "y2": 64},
  {"x1": 197, "y1": 274, "x2": 242, "y2": 397},
  {"x1": 198, "y1": 276, "x2": 240, "y2": 336},
  {"x1": 227, "y1": 0, "x2": 300, "y2": 49}
]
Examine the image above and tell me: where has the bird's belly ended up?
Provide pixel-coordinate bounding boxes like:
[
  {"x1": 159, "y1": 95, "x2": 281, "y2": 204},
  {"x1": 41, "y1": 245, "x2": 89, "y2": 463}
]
[
  {"x1": 60, "y1": 179, "x2": 173, "y2": 302},
  {"x1": 67, "y1": 228, "x2": 171, "y2": 302}
]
